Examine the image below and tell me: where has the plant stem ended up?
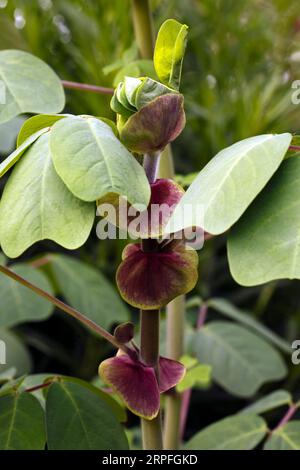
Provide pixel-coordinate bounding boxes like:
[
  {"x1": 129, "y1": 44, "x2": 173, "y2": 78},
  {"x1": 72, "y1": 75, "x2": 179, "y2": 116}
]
[
  {"x1": 131, "y1": 0, "x2": 154, "y2": 59},
  {"x1": 272, "y1": 403, "x2": 298, "y2": 432},
  {"x1": 163, "y1": 295, "x2": 185, "y2": 449},
  {"x1": 143, "y1": 152, "x2": 160, "y2": 183},
  {"x1": 140, "y1": 309, "x2": 163, "y2": 450},
  {"x1": 61, "y1": 80, "x2": 114, "y2": 95},
  {"x1": 0, "y1": 265, "x2": 129, "y2": 353}
]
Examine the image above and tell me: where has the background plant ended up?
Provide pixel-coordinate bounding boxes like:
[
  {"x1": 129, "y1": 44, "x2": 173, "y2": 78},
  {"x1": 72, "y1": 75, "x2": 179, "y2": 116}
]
[{"x1": 0, "y1": 0, "x2": 300, "y2": 451}]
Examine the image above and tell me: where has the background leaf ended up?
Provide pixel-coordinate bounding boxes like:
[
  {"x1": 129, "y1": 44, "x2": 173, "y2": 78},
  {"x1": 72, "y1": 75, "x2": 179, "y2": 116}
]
[
  {"x1": 191, "y1": 321, "x2": 287, "y2": 397},
  {"x1": 208, "y1": 298, "x2": 291, "y2": 354},
  {"x1": 0, "y1": 328, "x2": 31, "y2": 376},
  {"x1": 50, "y1": 254, "x2": 129, "y2": 330},
  {"x1": 17, "y1": 114, "x2": 67, "y2": 146},
  {"x1": 0, "y1": 263, "x2": 54, "y2": 327},
  {"x1": 0, "y1": 49, "x2": 65, "y2": 124},
  {"x1": 240, "y1": 390, "x2": 292, "y2": 415},
  {"x1": 0, "y1": 392, "x2": 45, "y2": 449},
  {"x1": 228, "y1": 157, "x2": 300, "y2": 286},
  {"x1": 0, "y1": 132, "x2": 95, "y2": 258},
  {"x1": 185, "y1": 414, "x2": 267, "y2": 450},
  {"x1": 167, "y1": 133, "x2": 291, "y2": 235},
  {"x1": 46, "y1": 380, "x2": 128, "y2": 450},
  {"x1": 264, "y1": 422, "x2": 300, "y2": 450}
]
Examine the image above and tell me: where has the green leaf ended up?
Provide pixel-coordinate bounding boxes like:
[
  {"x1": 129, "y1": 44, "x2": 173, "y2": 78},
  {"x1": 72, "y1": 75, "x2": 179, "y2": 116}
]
[
  {"x1": 228, "y1": 157, "x2": 300, "y2": 286},
  {"x1": 154, "y1": 19, "x2": 188, "y2": 90},
  {"x1": 0, "y1": 116, "x2": 25, "y2": 155},
  {"x1": 0, "y1": 128, "x2": 47, "y2": 178},
  {"x1": 264, "y1": 422, "x2": 300, "y2": 450},
  {"x1": 50, "y1": 254, "x2": 128, "y2": 331},
  {"x1": 0, "y1": 328, "x2": 31, "y2": 375},
  {"x1": 166, "y1": 133, "x2": 292, "y2": 236},
  {"x1": 0, "y1": 50, "x2": 65, "y2": 124},
  {"x1": 177, "y1": 363, "x2": 211, "y2": 393},
  {"x1": 17, "y1": 114, "x2": 67, "y2": 146},
  {"x1": 57, "y1": 376, "x2": 126, "y2": 422},
  {"x1": 208, "y1": 298, "x2": 291, "y2": 354},
  {"x1": 50, "y1": 115, "x2": 150, "y2": 206},
  {"x1": 240, "y1": 390, "x2": 292, "y2": 415},
  {"x1": 46, "y1": 381, "x2": 128, "y2": 450},
  {"x1": 185, "y1": 414, "x2": 267, "y2": 450},
  {"x1": 192, "y1": 321, "x2": 287, "y2": 397},
  {"x1": 113, "y1": 60, "x2": 157, "y2": 87},
  {"x1": 0, "y1": 132, "x2": 95, "y2": 258},
  {"x1": 0, "y1": 263, "x2": 54, "y2": 327},
  {"x1": 0, "y1": 392, "x2": 45, "y2": 449}
]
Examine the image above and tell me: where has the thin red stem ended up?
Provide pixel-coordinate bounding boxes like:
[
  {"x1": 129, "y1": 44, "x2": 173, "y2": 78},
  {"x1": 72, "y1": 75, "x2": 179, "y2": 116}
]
[
  {"x1": 289, "y1": 145, "x2": 300, "y2": 151},
  {"x1": 61, "y1": 80, "x2": 114, "y2": 95},
  {"x1": 0, "y1": 265, "x2": 129, "y2": 354},
  {"x1": 272, "y1": 403, "x2": 298, "y2": 433},
  {"x1": 25, "y1": 381, "x2": 54, "y2": 393}
]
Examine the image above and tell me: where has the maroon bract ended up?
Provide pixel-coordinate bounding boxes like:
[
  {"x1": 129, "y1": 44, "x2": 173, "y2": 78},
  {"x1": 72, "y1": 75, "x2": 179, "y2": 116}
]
[
  {"x1": 120, "y1": 93, "x2": 186, "y2": 153},
  {"x1": 116, "y1": 241, "x2": 199, "y2": 309},
  {"x1": 99, "y1": 351, "x2": 185, "y2": 419}
]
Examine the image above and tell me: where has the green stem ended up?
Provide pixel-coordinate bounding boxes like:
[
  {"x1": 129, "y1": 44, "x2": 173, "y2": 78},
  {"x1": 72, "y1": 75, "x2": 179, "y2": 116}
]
[
  {"x1": 140, "y1": 309, "x2": 163, "y2": 450},
  {"x1": 131, "y1": 0, "x2": 154, "y2": 59},
  {"x1": 163, "y1": 295, "x2": 185, "y2": 449},
  {"x1": 0, "y1": 265, "x2": 128, "y2": 353}
]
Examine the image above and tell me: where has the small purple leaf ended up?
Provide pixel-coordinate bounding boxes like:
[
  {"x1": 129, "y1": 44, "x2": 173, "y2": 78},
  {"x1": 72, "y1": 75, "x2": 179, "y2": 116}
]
[{"x1": 159, "y1": 356, "x2": 186, "y2": 392}]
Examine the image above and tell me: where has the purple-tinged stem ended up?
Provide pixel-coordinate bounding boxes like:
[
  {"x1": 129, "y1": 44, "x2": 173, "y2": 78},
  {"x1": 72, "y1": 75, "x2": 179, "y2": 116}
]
[
  {"x1": 0, "y1": 264, "x2": 130, "y2": 354},
  {"x1": 272, "y1": 403, "x2": 298, "y2": 433},
  {"x1": 143, "y1": 152, "x2": 160, "y2": 184},
  {"x1": 289, "y1": 145, "x2": 300, "y2": 151},
  {"x1": 61, "y1": 80, "x2": 114, "y2": 95}
]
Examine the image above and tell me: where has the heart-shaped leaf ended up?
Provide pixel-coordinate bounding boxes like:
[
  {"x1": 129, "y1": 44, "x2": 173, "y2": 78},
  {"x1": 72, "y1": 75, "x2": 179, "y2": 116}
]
[
  {"x1": 0, "y1": 132, "x2": 95, "y2": 258},
  {"x1": 166, "y1": 133, "x2": 292, "y2": 235},
  {"x1": 0, "y1": 50, "x2": 65, "y2": 124},
  {"x1": 46, "y1": 380, "x2": 128, "y2": 450},
  {"x1": 50, "y1": 115, "x2": 150, "y2": 206}
]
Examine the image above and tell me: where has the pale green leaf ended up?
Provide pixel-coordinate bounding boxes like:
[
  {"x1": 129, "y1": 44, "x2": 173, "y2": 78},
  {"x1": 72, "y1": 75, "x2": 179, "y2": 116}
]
[
  {"x1": 50, "y1": 115, "x2": 150, "y2": 206},
  {"x1": 166, "y1": 133, "x2": 292, "y2": 235},
  {"x1": 241, "y1": 390, "x2": 292, "y2": 415},
  {"x1": 154, "y1": 19, "x2": 188, "y2": 90},
  {"x1": 0, "y1": 392, "x2": 45, "y2": 449},
  {"x1": 0, "y1": 116, "x2": 25, "y2": 155},
  {"x1": 264, "y1": 422, "x2": 300, "y2": 450},
  {"x1": 0, "y1": 50, "x2": 65, "y2": 124},
  {"x1": 0, "y1": 132, "x2": 95, "y2": 258},
  {"x1": 192, "y1": 321, "x2": 287, "y2": 397},
  {"x1": 177, "y1": 363, "x2": 211, "y2": 393},
  {"x1": 0, "y1": 128, "x2": 47, "y2": 178},
  {"x1": 0, "y1": 328, "x2": 31, "y2": 375},
  {"x1": 228, "y1": 157, "x2": 300, "y2": 286},
  {"x1": 17, "y1": 113, "x2": 67, "y2": 146},
  {"x1": 185, "y1": 414, "x2": 267, "y2": 450},
  {"x1": 50, "y1": 254, "x2": 129, "y2": 330},
  {"x1": 208, "y1": 298, "x2": 291, "y2": 353},
  {"x1": 0, "y1": 263, "x2": 54, "y2": 327},
  {"x1": 46, "y1": 381, "x2": 128, "y2": 450}
]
